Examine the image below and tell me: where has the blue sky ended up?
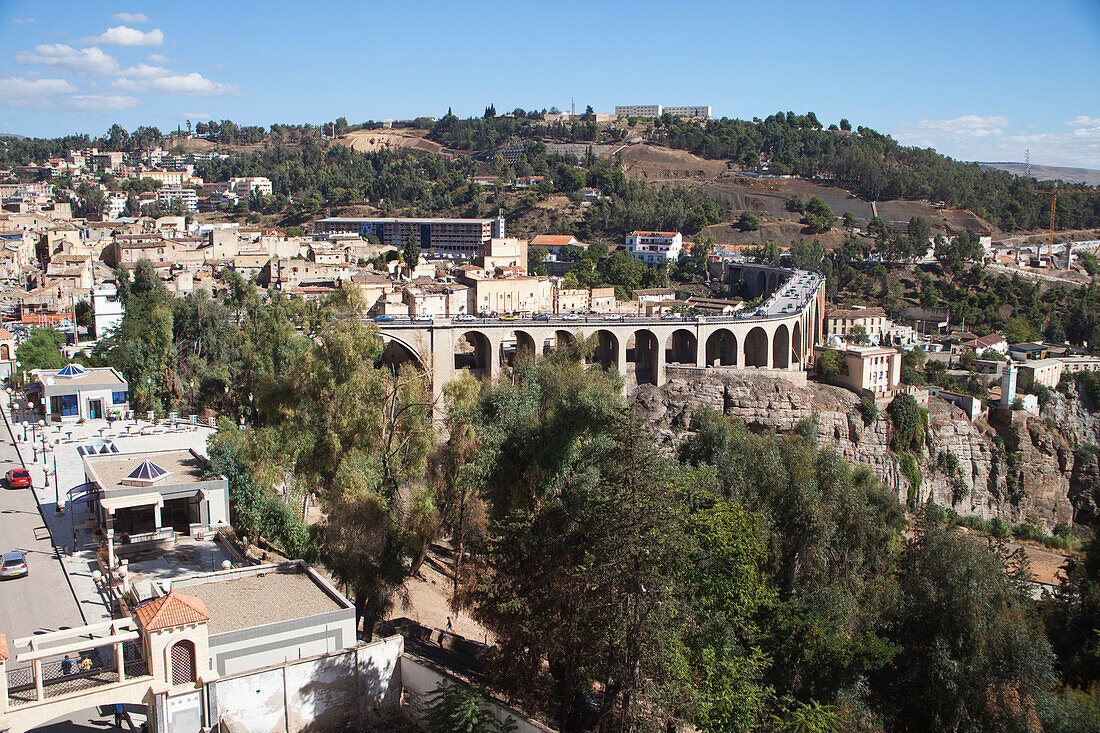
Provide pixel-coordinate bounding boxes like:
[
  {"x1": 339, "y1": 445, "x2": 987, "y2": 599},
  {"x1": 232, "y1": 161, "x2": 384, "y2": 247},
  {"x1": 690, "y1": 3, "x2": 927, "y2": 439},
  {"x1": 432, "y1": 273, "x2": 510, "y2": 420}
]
[{"x1": 1, "y1": 0, "x2": 1098, "y2": 167}]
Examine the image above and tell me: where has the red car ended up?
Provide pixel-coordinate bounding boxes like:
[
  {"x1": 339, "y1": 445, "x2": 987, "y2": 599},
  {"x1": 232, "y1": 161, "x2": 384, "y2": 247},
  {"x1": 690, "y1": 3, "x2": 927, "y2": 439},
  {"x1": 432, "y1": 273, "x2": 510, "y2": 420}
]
[{"x1": 5, "y1": 468, "x2": 31, "y2": 489}]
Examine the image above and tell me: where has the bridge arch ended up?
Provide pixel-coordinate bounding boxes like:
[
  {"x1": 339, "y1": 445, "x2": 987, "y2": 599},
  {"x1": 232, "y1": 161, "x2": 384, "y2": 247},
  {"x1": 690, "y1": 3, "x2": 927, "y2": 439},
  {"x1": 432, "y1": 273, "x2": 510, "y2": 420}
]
[
  {"x1": 593, "y1": 330, "x2": 619, "y2": 371},
  {"x1": 377, "y1": 334, "x2": 426, "y2": 373},
  {"x1": 744, "y1": 326, "x2": 769, "y2": 368},
  {"x1": 455, "y1": 330, "x2": 492, "y2": 379},
  {"x1": 705, "y1": 328, "x2": 737, "y2": 367},
  {"x1": 767, "y1": 272, "x2": 777, "y2": 294},
  {"x1": 666, "y1": 329, "x2": 698, "y2": 365},
  {"x1": 628, "y1": 329, "x2": 660, "y2": 385},
  {"x1": 756, "y1": 271, "x2": 767, "y2": 297},
  {"x1": 501, "y1": 329, "x2": 536, "y2": 368},
  {"x1": 772, "y1": 323, "x2": 790, "y2": 369}
]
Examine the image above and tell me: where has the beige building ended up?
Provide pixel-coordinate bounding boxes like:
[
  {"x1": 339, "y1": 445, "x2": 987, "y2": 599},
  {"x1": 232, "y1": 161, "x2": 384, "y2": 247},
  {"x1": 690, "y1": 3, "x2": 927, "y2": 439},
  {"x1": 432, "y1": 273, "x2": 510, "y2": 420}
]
[
  {"x1": 462, "y1": 273, "x2": 553, "y2": 315},
  {"x1": 477, "y1": 237, "x2": 528, "y2": 272},
  {"x1": 815, "y1": 344, "x2": 902, "y2": 399},
  {"x1": 1019, "y1": 358, "x2": 1064, "y2": 389},
  {"x1": 1060, "y1": 356, "x2": 1100, "y2": 376},
  {"x1": 402, "y1": 281, "x2": 469, "y2": 317},
  {"x1": 826, "y1": 306, "x2": 890, "y2": 345}
]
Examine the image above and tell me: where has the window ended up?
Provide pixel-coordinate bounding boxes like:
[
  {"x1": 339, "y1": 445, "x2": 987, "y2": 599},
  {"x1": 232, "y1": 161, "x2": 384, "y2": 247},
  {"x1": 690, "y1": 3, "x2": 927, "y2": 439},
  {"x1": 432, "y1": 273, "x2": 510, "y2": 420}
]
[
  {"x1": 170, "y1": 639, "x2": 197, "y2": 685},
  {"x1": 112, "y1": 391, "x2": 127, "y2": 405}
]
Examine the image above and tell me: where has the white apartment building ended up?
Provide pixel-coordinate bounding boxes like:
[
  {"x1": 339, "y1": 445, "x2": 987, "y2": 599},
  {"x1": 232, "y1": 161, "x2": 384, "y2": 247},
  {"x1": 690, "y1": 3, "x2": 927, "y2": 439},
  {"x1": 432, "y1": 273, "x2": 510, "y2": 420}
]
[
  {"x1": 624, "y1": 230, "x2": 683, "y2": 265},
  {"x1": 615, "y1": 105, "x2": 663, "y2": 118},
  {"x1": 156, "y1": 186, "x2": 198, "y2": 212},
  {"x1": 138, "y1": 169, "x2": 186, "y2": 187},
  {"x1": 229, "y1": 177, "x2": 273, "y2": 198},
  {"x1": 664, "y1": 106, "x2": 712, "y2": 119},
  {"x1": 92, "y1": 283, "x2": 124, "y2": 339}
]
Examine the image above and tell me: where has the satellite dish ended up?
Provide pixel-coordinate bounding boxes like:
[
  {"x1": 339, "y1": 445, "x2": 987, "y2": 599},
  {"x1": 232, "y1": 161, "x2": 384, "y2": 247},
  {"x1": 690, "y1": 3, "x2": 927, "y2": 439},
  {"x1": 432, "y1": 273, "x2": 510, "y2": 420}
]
[{"x1": 46, "y1": 377, "x2": 54, "y2": 386}]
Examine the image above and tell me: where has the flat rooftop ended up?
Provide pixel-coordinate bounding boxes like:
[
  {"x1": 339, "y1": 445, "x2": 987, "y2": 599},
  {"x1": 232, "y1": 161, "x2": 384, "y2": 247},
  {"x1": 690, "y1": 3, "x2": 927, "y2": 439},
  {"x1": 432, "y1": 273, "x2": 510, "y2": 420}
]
[
  {"x1": 179, "y1": 566, "x2": 346, "y2": 635},
  {"x1": 85, "y1": 448, "x2": 210, "y2": 492}
]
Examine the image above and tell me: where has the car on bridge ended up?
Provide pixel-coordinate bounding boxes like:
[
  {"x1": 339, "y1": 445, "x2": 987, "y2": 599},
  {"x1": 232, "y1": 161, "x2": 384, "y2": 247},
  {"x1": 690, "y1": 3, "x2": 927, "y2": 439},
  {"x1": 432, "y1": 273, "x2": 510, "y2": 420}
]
[
  {"x1": 375, "y1": 315, "x2": 396, "y2": 323},
  {"x1": 562, "y1": 314, "x2": 580, "y2": 321},
  {"x1": 5, "y1": 467, "x2": 31, "y2": 488},
  {"x1": 533, "y1": 314, "x2": 550, "y2": 321}
]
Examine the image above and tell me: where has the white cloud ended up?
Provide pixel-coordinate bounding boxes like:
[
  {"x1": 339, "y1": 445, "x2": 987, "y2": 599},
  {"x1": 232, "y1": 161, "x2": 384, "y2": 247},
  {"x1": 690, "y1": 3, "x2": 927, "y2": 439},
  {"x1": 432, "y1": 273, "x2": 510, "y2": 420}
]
[
  {"x1": 111, "y1": 12, "x2": 150, "y2": 23},
  {"x1": 83, "y1": 25, "x2": 164, "y2": 47},
  {"x1": 1066, "y1": 115, "x2": 1100, "y2": 128},
  {"x1": 15, "y1": 44, "x2": 120, "y2": 77},
  {"x1": 0, "y1": 76, "x2": 77, "y2": 109},
  {"x1": 114, "y1": 65, "x2": 238, "y2": 95},
  {"x1": 181, "y1": 112, "x2": 212, "y2": 121},
  {"x1": 147, "y1": 53, "x2": 172, "y2": 64},
  {"x1": 914, "y1": 115, "x2": 1010, "y2": 141},
  {"x1": 61, "y1": 94, "x2": 141, "y2": 111},
  {"x1": 11, "y1": 17, "x2": 36, "y2": 25}
]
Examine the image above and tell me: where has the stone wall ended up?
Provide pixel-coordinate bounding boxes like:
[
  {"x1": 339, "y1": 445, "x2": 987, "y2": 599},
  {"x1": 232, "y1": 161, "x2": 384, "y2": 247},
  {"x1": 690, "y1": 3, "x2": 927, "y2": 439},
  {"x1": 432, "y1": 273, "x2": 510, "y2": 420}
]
[{"x1": 633, "y1": 373, "x2": 1100, "y2": 530}]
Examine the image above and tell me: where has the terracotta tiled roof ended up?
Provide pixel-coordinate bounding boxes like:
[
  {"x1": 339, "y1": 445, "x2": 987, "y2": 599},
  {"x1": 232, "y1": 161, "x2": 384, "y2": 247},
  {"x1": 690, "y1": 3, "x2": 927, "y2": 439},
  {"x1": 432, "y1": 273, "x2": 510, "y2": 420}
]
[
  {"x1": 0, "y1": 632, "x2": 8, "y2": 661},
  {"x1": 530, "y1": 235, "x2": 580, "y2": 246},
  {"x1": 134, "y1": 592, "x2": 210, "y2": 630}
]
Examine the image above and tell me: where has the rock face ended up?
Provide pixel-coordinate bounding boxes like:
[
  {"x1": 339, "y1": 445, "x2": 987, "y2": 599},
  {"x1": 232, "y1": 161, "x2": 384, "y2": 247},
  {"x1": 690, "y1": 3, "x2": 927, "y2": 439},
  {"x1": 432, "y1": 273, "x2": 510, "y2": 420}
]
[{"x1": 633, "y1": 373, "x2": 1100, "y2": 530}]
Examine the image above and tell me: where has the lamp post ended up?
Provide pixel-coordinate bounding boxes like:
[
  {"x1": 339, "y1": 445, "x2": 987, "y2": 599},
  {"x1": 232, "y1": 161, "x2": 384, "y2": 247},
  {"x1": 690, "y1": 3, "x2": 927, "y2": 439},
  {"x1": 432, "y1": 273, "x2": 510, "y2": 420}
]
[
  {"x1": 189, "y1": 380, "x2": 195, "y2": 414},
  {"x1": 52, "y1": 451, "x2": 58, "y2": 507},
  {"x1": 39, "y1": 420, "x2": 45, "y2": 470}
]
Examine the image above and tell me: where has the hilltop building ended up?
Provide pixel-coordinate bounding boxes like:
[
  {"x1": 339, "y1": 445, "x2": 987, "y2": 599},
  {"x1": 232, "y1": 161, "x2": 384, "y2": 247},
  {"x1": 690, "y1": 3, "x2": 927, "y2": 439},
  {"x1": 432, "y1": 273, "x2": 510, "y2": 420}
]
[
  {"x1": 313, "y1": 215, "x2": 505, "y2": 258},
  {"x1": 624, "y1": 230, "x2": 683, "y2": 265}
]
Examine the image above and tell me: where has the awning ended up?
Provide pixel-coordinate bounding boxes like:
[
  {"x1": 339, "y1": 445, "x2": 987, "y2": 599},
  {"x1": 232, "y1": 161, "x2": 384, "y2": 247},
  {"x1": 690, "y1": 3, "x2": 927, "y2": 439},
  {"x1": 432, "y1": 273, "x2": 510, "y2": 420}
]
[{"x1": 100, "y1": 492, "x2": 163, "y2": 513}]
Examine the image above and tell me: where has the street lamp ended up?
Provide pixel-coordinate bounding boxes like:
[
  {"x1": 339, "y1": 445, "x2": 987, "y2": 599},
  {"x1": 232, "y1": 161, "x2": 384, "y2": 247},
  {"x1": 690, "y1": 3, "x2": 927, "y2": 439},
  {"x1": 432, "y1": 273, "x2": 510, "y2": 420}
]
[
  {"x1": 189, "y1": 380, "x2": 195, "y2": 413},
  {"x1": 38, "y1": 420, "x2": 45, "y2": 470}
]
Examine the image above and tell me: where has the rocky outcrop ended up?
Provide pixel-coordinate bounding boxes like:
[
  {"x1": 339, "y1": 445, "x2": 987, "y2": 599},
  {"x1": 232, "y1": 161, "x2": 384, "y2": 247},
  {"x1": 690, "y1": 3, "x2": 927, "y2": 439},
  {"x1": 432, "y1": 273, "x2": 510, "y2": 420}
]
[{"x1": 633, "y1": 373, "x2": 1100, "y2": 530}]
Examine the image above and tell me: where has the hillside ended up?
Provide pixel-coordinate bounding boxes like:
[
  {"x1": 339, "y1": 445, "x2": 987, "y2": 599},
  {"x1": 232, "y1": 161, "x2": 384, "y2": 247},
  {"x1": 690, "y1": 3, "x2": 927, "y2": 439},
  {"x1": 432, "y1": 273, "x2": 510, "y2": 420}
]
[{"x1": 979, "y1": 162, "x2": 1100, "y2": 186}]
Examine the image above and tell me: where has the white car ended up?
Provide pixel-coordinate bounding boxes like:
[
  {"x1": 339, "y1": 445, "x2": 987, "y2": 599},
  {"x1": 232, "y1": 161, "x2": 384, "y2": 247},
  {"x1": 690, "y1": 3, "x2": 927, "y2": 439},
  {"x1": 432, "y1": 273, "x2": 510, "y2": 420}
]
[
  {"x1": 562, "y1": 314, "x2": 580, "y2": 321},
  {"x1": 661, "y1": 313, "x2": 682, "y2": 320},
  {"x1": 602, "y1": 314, "x2": 623, "y2": 321},
  {"x1": 455, "y1": 315, "x2": 476, "y2": 321}
]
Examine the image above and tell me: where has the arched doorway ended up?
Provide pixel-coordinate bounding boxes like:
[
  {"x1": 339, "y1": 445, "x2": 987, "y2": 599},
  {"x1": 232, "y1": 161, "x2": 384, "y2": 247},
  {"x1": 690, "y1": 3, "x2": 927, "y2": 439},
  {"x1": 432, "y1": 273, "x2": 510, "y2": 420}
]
[
  {"x1": 772, "y1": 324, "x2": 790, "y2": 369},
  {"x1": 744, "y1": 327, "x2": 769, "y2": 368},
  {"x1": 593, "y1": 330, "x2": 619, "y2": 371},
  {"x1": 170, "y1": 639, "x2": 197, "y2": 685},
  {"x1": 501, "y1": 330, "x2": 536, "y2": 368},
  {"x1": 792, "y1": 321, "x2": 803, "y2": 367},
  {"x1": 705, "y1": 329, "x2": 737, "y2": 367},
  {"x1": 628, "y1": 329, "x2": 660, "y2": 385},
  {"x1": 455, "y1": 331, "x2": 491, "y2": 378}
]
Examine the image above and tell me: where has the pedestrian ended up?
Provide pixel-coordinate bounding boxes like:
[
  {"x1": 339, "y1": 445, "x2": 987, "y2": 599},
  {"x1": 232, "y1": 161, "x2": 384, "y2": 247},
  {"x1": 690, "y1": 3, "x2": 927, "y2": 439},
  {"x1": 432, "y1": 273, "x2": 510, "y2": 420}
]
[
  {"x1": 112, "y1": 703, "x2": 124, "y2": 727},
  {"x1": 61, "y1": 655, "x2": 72, "y2": 675},
  {"x1": 445, "y1": 616, "x2": 454, "y2": 634}
]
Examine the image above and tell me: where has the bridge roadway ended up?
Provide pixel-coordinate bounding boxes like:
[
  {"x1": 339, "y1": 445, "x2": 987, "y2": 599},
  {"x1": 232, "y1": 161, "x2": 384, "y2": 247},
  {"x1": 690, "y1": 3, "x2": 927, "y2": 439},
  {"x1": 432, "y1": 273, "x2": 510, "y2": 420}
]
[{"x1": 375, "y1": 269, "x2": 827, "y2": 398}]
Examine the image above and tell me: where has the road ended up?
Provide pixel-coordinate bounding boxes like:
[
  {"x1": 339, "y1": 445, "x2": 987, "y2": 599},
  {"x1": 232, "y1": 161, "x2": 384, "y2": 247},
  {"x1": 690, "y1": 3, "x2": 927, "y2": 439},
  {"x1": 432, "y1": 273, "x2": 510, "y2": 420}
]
[{"x1": 0, "y1": 411, "x2": 84, "y2": 644}]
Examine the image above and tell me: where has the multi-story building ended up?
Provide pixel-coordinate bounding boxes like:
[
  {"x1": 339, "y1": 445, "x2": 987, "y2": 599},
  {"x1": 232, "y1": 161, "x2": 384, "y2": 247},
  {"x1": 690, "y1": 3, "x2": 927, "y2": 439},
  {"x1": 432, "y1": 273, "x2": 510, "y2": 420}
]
[
  {"x1": 229, "y1": 176, "x2": 273, "y2": 198},
  {"x1": 814, "y1": 344, "x2": 902, "y2": 399},
  {"x1": 826, "y1": 306, "x2": 890, "y2": 345},
  {"x1": 664, "y1": 106, "x2": 712, "y2": 119},
  {"x1": 156, "y1": 186, "x2": 198, "y2": 212},
  {"x1": 615, "y1": 105, "x2": 663, "y2": 118},
  {"x1": 137, "y1": 169, "x2": 186, "y2": 187},
  {"x1": 624, "y1": 230, "x2": 683, "y2": 265},
  {"x1": 314, "y1": 215, "x2": 505, "y2": 258},
  {"x1": 92, "y1": 283, "x2": 124, "y2": 339}
]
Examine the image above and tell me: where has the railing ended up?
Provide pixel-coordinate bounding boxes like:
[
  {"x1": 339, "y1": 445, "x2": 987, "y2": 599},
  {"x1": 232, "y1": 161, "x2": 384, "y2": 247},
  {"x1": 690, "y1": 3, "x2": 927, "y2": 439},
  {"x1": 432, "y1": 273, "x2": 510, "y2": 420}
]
[
  {"x1": 120, "y1": 527, "x2": 175, "y2": 545},
  {"x1": 7, "y1": 641, "x2": 146, "y2": 707}
]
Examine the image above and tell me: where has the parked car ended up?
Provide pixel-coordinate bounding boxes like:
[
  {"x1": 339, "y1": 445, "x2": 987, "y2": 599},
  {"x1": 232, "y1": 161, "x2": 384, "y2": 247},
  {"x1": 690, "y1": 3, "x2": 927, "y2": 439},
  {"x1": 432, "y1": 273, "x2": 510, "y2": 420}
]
[
  {"x1": 5, "y1": 468, "x2": 31, "y2": 488},
  {"x1": 0, "y1": 550, "x2": 28, "y2": 579}
]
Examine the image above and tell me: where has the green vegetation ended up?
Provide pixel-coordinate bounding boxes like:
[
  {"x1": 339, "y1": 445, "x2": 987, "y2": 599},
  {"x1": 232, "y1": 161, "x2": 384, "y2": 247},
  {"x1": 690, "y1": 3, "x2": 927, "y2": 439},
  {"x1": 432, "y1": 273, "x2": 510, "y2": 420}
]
[{"x1": 15, "y1": 327, "x2": 68, "y2": 380}]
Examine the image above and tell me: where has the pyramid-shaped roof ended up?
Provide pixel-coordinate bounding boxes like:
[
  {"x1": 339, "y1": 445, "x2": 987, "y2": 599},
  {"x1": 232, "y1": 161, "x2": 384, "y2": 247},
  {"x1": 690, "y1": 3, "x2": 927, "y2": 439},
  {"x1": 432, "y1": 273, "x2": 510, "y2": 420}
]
[
  {"x1": 127, "y1": 459, "x2": 169, "y2": 482},
  {"x1": 57, "y1": 363, "x2": 85, "y2": 376},
  {"x1": 134, "y1": 592, "x2": 210, "y2": 630}
]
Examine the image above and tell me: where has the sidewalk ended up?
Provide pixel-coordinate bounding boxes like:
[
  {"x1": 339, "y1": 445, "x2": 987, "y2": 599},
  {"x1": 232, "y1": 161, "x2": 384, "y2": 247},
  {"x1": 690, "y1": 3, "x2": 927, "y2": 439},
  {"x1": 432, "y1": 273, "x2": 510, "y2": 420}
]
[{"x1": 0, "y1": 391, "x2": 216, "y2": 624}]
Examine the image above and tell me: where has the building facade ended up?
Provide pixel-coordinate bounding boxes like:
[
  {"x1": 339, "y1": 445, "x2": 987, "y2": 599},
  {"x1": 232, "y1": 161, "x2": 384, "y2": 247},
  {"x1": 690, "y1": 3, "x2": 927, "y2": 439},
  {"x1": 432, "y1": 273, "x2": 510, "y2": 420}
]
[
  {"x1": 624, "y1": 231, "x2": 683, "y2": 265},
  {"x1": 30, "y1": 364, "x2": 128, "y2": 421},
  {"x1": 314, "y1": 216, "x2": 505, "y2": 258}
]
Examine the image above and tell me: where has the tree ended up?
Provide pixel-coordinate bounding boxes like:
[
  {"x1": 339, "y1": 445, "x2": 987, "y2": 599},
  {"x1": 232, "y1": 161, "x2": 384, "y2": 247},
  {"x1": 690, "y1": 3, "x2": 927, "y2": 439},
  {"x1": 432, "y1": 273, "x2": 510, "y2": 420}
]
[
  {"x1": 424, "y1": 682, "x2": 515, "y2": 733},
  {"x1": 403, "y1": 227, "x2": 420, "y2": 272},
  {"x1": 785, "y1": 195, "x2": 805, "y2": 214},
  {"x1": 907, "y1": 217, "x2": 931, "y2": 257},
  {"x1": 876, "y1": 519, "x2": 1056, "y2": 732},
  {"x1": 466, "y1": 354, "x2": 690, "y2": 730},
  {"x1": 886, "y1": 392, "x2": 923, "y2": 453},
  {"x1": 527, "y1": 245, "x2": 548, "y2": 276},
  {"x1": 839, "y1": 118, "x2": 852, "y2": 131},
  {"x1": 16, "y1": 327, "x2": 67, "y2": 378},
  {"x1": 739, "y1": 211, "x2": 761, "y2": 231}
]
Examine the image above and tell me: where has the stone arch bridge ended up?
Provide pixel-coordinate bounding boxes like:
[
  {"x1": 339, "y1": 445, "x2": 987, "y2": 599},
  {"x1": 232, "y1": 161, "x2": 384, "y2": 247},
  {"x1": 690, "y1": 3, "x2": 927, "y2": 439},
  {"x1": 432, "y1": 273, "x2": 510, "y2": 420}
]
[{"x1": 376, "y1": 265, "x2": 826, "y2": 400}]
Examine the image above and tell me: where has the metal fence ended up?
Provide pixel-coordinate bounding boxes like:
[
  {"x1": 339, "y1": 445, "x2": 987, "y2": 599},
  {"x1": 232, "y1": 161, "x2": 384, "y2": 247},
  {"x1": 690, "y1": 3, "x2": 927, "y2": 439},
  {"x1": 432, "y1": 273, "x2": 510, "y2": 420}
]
[{"x1": 6, "y1": 641, "x2": 147, "y2": 706}]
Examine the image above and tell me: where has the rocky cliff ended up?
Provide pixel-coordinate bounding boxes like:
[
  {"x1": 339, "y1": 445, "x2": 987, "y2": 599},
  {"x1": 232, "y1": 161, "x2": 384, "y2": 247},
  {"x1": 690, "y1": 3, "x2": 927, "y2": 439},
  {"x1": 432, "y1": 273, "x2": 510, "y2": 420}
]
[{"x1": 633, "y1": 373, "x2": 1100, "y2": 530}]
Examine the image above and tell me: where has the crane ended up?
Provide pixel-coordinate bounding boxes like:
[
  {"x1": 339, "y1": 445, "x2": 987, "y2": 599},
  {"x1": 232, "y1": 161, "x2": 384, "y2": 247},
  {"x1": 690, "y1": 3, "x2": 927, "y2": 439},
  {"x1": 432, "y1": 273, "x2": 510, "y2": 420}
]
[{"x1": 1029, "y1": 184, "x2": 1097, "y2": 268}]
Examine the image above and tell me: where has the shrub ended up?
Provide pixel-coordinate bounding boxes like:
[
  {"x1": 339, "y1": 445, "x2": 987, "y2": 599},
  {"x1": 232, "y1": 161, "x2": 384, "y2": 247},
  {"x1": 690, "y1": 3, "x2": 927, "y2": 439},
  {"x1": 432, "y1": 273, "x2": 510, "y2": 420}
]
[
  {"x1": 898, "y1": 452, "x2": 921, "y2": 508},
  {"x1": 858, "y1": 396, "x2": 878, "y2": 425}
]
